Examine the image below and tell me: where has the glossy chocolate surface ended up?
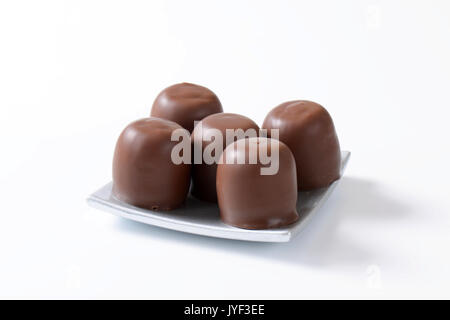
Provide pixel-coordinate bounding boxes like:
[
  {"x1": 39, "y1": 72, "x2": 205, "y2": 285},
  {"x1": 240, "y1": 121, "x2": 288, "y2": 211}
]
[
  {"x1": 217, "y1": 137, "x2": 299, "y2": 229},
  {"x1": 151, "y1": 82, "x2": 223, "y2": 132},
  {"x1": 262, "y1": 100, "x2": 341, "y2": 190},
  {"x1": 112, "y1": 117, "x2": 191, "y2": 210},
  {"x1": 191, "y1": 113, "x2": 259, "y2": 202}
]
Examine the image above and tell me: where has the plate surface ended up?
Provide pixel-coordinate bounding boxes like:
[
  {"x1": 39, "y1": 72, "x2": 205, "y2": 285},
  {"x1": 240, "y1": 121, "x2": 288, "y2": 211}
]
[{"x1": 87, "y1": 151, "x2": 350, "y2": 242}]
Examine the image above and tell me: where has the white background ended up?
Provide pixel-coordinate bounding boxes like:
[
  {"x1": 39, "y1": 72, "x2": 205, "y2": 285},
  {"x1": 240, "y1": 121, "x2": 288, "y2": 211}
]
[{"x1": 1, "y1": 0, "x2": 449, "y2": 299}]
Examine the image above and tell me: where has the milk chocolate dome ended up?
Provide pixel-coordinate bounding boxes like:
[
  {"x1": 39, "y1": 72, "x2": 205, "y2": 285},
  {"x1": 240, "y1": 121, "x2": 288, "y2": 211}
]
[
  {"x1": 217, "y1": 137, "x2": 299, "y2": 229},
  {"x1": 191, "y1": 113, "x2": 259, "y2": 202},
  {"x1": 151, "y1": 82, "x2": 223, "y2": 132},
  {"x1": 262, "y1": 100, "x2": 341, "y2": 191},
  {"x1": 112, "y1": 117, "x2": 191, "y2": 210}
]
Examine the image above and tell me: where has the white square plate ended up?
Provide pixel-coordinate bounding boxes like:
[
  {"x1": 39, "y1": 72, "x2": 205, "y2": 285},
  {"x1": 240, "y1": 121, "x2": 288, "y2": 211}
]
[{"x1": 87, "y1": 151, "x2": 350, "y2": 242}]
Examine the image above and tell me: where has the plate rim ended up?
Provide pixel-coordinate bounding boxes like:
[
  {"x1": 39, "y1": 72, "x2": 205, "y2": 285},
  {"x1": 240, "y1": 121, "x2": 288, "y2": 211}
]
[{"x1": 87, "y1": 151, "x2": 351, "y2": 242}]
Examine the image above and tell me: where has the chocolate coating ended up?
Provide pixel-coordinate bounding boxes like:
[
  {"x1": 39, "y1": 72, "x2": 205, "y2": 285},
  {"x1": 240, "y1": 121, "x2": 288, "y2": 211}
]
[
  {"x1": 151, "y1": 82, "x2": 223, "y2": 132},
  {"x1": 112, "y1": 117, "x2": 191, "y2": 210},
  {"x1": 262, "y1": 100, "x2": 341, "y2": 190},
  {"x1": 191, "y1": 113, "x2": 259, "y2": 202},
  {"x1": 217, "y1": 137, "x2": 299, "y2": 229}
]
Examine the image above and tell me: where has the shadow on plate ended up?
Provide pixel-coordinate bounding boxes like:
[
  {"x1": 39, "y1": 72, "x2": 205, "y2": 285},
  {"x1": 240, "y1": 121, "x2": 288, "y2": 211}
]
[{"x1": 115, "y1": 176, "x2": 411, "y2": 268}]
